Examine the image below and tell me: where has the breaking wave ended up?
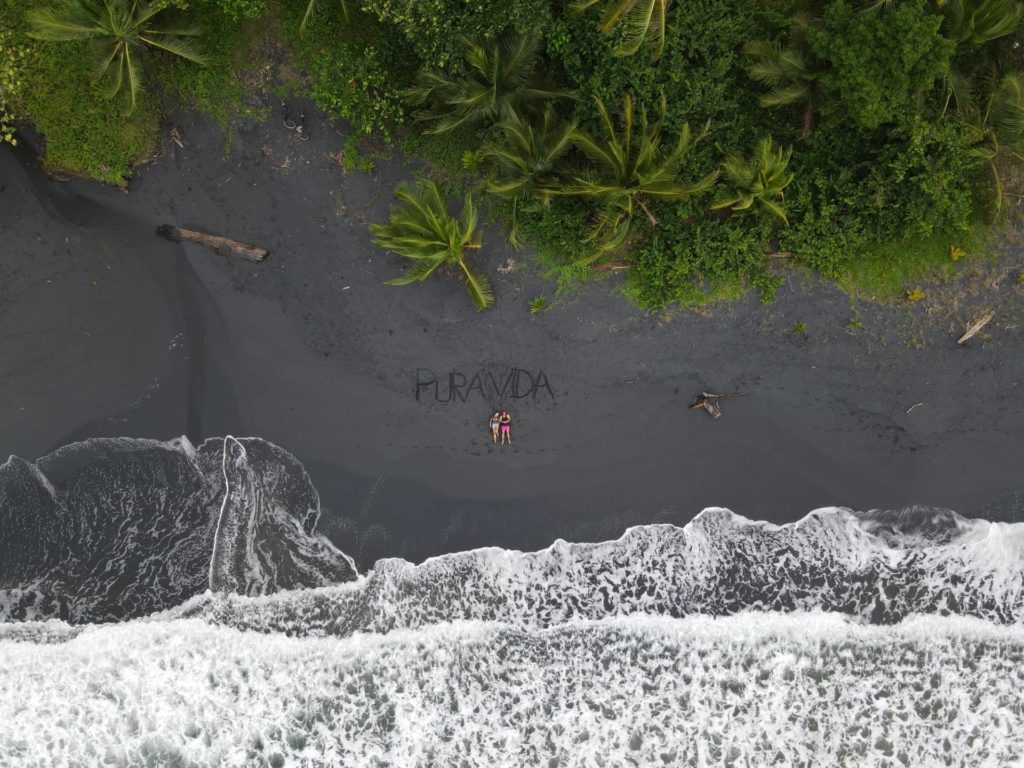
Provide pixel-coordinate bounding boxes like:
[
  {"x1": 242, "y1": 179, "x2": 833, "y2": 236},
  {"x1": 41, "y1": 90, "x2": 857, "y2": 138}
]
[
  {"x1": 2, "y1": 436, "x2": 1024, "y2": 766},
  {"x1": 169, "y1": 504, "x2": 1024, "y2": 639}
]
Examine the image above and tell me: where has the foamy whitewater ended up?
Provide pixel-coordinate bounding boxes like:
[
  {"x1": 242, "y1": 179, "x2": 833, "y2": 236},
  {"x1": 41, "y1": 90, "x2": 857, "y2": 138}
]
[{"x1": 2, "y1": 437, "x2": 1023, "y2": 767}]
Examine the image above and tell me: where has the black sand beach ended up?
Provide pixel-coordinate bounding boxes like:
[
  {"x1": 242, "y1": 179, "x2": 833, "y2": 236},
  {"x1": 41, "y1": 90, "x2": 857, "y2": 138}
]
[{"x1": 2, "y1": 106, "x2": 1024, "y2": 569}]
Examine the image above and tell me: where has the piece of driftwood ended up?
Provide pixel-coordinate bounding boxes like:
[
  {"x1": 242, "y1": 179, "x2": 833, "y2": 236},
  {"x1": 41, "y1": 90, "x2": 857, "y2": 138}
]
[
  {"x1": 689, "y1": 391, "x2": 744, "y2": 419},
  {"x1": 593, "y1": 261, "x2": 632, "y2": 271},
  {"x1": 957, "y1": 309, "x2": 995, "y2": 345},
  {"x1": 156, "y1": 225, "x2": 269, "y2": 262}
]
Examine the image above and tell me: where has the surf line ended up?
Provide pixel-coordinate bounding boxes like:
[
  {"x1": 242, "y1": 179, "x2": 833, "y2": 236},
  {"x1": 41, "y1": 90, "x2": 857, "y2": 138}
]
[{"x1": 415, "y1": 368, "x2": 555, "y2": 403}]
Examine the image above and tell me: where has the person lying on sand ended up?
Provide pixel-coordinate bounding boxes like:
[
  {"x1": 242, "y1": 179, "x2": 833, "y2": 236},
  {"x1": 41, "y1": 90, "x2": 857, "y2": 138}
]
[
  {"x1": 490, "y1": 412, "x2": 500, "y2": 443},
  {"x1": 500, "y1": 411, "x2": 511, "y2": 445}
]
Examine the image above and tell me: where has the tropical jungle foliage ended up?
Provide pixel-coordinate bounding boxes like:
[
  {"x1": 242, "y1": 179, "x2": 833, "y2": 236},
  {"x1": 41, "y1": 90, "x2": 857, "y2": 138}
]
[
  {"x1": 26, "y1": 0, "x2": 207, "y2": 113},
  {"x1": 6, "y1": 0, "x2": 1024, "y2": 305}
]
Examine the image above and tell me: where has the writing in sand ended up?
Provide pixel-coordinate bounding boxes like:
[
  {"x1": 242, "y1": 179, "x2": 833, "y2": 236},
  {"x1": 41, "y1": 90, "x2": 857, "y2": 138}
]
[{"x1": 415, "y1": 368, "x2": 555, "y2": 403}]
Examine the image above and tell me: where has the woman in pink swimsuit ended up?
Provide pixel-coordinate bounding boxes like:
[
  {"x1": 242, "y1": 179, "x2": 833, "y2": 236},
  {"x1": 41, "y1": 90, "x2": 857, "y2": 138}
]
[{"x1": 499, "y1": 411, "x2": 511, "y2": 445}]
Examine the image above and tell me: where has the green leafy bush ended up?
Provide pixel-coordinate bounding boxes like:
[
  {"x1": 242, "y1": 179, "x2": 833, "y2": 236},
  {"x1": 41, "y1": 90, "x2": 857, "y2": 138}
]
[
  {"x1": 626, "y1": 215, "x2": 778, "y2": 308},
  {"x1": 218, "y1": 0, "x2": 268, "y2": 21},
  {"x1": 809, "y1": 0, "x2": 955, "y2": 130},
  {"x1": 287, "y1": 5, "x2": 410, "y2": 139},
  {"x1": 364, "y1": 0, "x2": 554, "y2": 70}
]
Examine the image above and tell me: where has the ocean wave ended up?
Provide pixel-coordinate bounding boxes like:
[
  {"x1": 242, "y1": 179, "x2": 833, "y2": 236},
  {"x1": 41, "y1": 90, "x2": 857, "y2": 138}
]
[
  {"x1": 0, "y1": 436, "x2": 356, "y2": 622},
  {"x1": 1, "y1": 612, "x2": 1022, "y2": 767},
  {"x1": 3, "y1": 436, "x2": 1024, "y2": 630},
  {"x1": 165, "y1": 504, "x2": 1024, "y2": 638}
]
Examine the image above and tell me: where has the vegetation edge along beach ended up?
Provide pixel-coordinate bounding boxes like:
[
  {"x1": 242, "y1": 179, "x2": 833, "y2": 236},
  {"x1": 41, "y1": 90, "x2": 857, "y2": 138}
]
[{"x1": 2, "y1": 0, "x2": 1023, "y2": 309}]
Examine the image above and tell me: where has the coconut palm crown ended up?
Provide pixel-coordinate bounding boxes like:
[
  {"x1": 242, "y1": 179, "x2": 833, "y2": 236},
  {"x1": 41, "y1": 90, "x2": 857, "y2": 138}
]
[
  {"x1": 744, "y1": 14, "x2": 828, "y2": 137},
  {"x1": 407, "y1": 33, "x2": 572, "y2": 134},
  {"x1": 711, "y1": 137, "x2": 795, "y2": 224},
  {"x1": 940, "y1": 0, "x2": 1024, "y2": 44},
  {"x1": 27, "y1": 0, "x2": 206, "y2": 114},
  {"x1": 570, "y1": 0, "x2": 672, "y2": 60},
  {"x1": 371, "y1": 178, "x2": 494, "y2": 310},
  {"x1": 958, "y1": 73, "x2": 1024, "y2": 213},
  {"x1": 469, "y1": 106, "x2": 577, "y2": 247},
  {"x1": 558, "y1": 93, "x2": 718, "y2": 261}
]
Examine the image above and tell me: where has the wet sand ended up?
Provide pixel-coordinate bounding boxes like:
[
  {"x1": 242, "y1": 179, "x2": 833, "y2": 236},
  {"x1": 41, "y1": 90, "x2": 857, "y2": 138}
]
[{"x1": 2, "y1": 106, "x2": 1023, "y2": 569}]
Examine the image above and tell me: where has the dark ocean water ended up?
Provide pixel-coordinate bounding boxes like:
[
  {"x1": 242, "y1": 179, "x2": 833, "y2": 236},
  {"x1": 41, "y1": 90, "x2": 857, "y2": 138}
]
[{"x1": 1, "y1": 437, "x2": 1023, "y2": 766}]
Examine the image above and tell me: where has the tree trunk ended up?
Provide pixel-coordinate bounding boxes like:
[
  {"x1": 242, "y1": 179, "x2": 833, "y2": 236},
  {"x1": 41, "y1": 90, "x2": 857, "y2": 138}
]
[
  {"x1": 157, "y1": 225, "x2": 269, "y2": 262},
  {"x1": 801, "y1": 102, "x2": 814, "y2": 138},
  {"x1": 637, "y1": 200, "x2": 659, "y2": 227}
]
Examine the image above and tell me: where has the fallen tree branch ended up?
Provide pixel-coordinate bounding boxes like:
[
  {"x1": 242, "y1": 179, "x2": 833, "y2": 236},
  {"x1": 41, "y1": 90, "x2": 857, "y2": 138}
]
[
  {"x1": 957, "y1": 309, "x2": 995, "y2": 345},
  {"x1": 157, "y1": 225, "x2": 269, "y2": 262},
  {"x1": 593, "y1": 261, "x2": 632, "y2": 271}
]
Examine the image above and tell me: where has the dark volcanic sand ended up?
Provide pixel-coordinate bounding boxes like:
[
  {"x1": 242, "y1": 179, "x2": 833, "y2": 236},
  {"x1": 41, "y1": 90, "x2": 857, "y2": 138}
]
[{"x1": 2, "y1": 107, "x2": 1024, "y2": 570}]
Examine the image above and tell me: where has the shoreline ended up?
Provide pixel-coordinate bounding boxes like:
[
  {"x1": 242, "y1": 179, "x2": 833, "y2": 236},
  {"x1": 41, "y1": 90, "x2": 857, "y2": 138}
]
[{"x1": 2, "y1": 107, "x2": 1024, "y2": 568}]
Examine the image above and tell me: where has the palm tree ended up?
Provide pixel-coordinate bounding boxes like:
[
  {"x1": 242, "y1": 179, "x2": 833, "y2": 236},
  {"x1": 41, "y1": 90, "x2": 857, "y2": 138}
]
[
  {"x1": 940, "y1": 0, "x2": 1023, "y2": 45},
  {"x1": 570, "y1": 0, "x2": 671, "y2": 60},
  {"x1": 27, "y1": 0, "x2": 206, "y2": 114},
  {"x1": 744, "y1": 13, "x2": 826, "y2": 136},
  {"x1": 957, "y1": 73, "x2": 1024, "y2": 213},
  {"x1": 558, "y1": 94, "x2": 719, "y2": 262},
  {"x1": 710, "y1": 138, "x2": 795, "y2": 224},
  {"x1": 407, "y1": 33, "x2": 572, "y2": 134},
  {"x1": 470, "y1": 106, "x2": 577, "y2": 247},
  {"x1": 299, "y1": 0, "x2": 350, "y2": 35},
  {"x1": 371, "y1": 178, "x2": 494, "y2": 309}
]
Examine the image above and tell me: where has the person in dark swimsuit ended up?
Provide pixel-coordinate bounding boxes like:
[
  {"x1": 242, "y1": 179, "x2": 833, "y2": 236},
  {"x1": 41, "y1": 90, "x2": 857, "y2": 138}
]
[{"x1": 499, "y1": 411, "x2": 511, "y2": 445}]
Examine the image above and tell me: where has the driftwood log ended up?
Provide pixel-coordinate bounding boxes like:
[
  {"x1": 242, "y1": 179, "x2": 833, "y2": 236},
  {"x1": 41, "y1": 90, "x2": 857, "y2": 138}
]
[
  {"x1": 157, "y1": 225, "x2": 269, "y2": 262},
  {"x1": 689, "y1": 391, "x2": 744, "y2": 419},
  {"x1": 957, "y1": 309, "x2": 995, "y2": 345},
  {"x1": 593, "y1": 261, "x2": 632, "y2": 271}
]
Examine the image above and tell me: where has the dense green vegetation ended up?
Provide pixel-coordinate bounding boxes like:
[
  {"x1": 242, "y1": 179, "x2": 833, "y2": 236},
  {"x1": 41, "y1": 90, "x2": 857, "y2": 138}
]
[
  {"x1": 26, "y1": 0, "x2": 208, "y2": 113},
  {"x1": 5, "y1": 0, "x2": 1024, "y2": 305},
  {"x1": 1, "y1": 0, "x2": 257, "y2": 181}
]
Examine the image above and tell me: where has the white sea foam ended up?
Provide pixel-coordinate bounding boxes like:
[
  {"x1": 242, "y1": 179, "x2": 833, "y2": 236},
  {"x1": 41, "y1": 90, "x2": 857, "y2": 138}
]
[
  {"x1": 1, "y1": 612, "x2": 1022, "y2": 767},
  {"x1": 162, "y1": 505, "x2": 1024, "y2": 640}
]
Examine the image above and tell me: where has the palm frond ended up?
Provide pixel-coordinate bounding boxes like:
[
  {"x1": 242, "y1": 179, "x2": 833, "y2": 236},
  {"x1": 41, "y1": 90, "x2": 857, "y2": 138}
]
[
  {"x1": 577, "y1": 0, "x2": 672, "y2": 60},
  {"x1": 942, "y1": 0, "x2": 1023, "y2": 43},
  {"x1": 457, "y1": 260, "x2": 494, "y2": 310},
  {"x1": 139, "y1": 34, "x2": 208, "y2": 65},
  {"x1": 410, "y1": 33, "x2": 570, "y2": 133},
  {"x1": 26, "y1": 5, "x2": 100, "y2": 40},
  {"x1": 123, "y1": 44, "x2": 142, "y2": 114}
]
